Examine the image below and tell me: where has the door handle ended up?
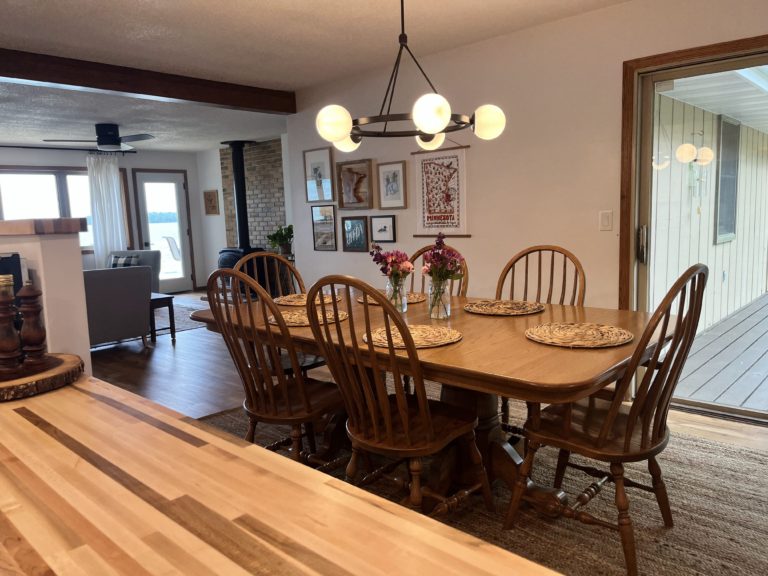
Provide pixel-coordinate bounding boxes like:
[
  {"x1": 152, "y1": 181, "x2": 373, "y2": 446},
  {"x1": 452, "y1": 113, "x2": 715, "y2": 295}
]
[{"x1": 636, "y1": 225, "x2": 648, "y2": 264}]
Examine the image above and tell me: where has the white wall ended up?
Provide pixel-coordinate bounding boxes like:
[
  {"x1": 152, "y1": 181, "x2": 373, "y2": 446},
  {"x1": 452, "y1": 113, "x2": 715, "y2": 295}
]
[
  {"x1": 287, "y1": 0, "x2": 768, "y2": 307},
  {"x1": 0, "y1": 147, "x2": 211, "y2": 285},
  {"x1": 195, "y1": 148, "x2": 226, "y2": 281}
]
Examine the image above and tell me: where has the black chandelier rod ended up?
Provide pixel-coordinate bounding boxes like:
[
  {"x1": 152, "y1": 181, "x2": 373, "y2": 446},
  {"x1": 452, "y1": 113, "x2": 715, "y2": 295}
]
[{"x1": 373, "y1": 0, "x2": 439, "y2": 135}]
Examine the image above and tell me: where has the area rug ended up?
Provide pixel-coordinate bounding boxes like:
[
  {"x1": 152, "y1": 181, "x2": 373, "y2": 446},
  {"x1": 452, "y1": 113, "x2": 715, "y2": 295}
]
[
  {"x1": 199, "y1": 391, "x2": 768, "y2": 576},
  {"x1": 152, "y1": 300, "x2": 208, "y2": 335}
]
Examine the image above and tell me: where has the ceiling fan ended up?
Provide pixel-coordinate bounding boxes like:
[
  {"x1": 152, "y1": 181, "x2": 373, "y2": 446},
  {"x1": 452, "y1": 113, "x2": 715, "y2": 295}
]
[{"x1": 44, "y1": 123, "x2": 155, "y2": 151}]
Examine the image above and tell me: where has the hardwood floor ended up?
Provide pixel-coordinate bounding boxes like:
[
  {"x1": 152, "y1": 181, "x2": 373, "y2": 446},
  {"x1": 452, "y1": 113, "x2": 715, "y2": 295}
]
[{"x1": 91, "y1": 328, "x2": 768, "y2": 450}]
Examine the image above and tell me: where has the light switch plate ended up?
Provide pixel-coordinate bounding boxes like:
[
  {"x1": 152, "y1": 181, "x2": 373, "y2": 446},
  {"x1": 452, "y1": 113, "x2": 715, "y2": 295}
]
[{"x1": 599, "y1": 210, "x2": 613, "y2": 231}]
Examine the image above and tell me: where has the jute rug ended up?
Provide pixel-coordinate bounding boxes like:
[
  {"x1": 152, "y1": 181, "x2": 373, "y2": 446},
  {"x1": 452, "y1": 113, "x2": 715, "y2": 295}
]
[{"x1": 199, "y1": 388, "x2": 768, "y2": 576}]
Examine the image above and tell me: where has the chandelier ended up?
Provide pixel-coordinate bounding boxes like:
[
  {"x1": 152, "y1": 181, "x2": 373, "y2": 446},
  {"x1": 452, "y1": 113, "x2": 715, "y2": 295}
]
[{"x1": 315, "y1": 0, "x2": 506, "y2": 152}]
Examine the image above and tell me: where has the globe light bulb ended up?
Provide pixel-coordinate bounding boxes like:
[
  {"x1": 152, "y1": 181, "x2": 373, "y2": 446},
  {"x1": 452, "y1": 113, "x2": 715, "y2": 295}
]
[
  {"x1": 415, "y1": 132, "x2": 445, "y2": 151},
  {"x1": 472, "y1": 104, "x2": 506, "y2": 140},
  {"x1": 675, "y1": 143, "x2": 697, "y2": 164},
  {"x1": 696, "y1": 146, "x2": 714, "y2": 166},
  {"x1": 333, "y1": 135, "x2": 361, "y2": 153},
  {"x1": 316, "y1": 105, "x2": 353, "y2": 142},
  {"x1": 412, "y1": 93, "x2": 451, "y2": 134}
]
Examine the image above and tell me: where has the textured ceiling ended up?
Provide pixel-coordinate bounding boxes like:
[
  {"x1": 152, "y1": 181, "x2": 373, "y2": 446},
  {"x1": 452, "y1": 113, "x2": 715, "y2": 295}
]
[{"x1": 0, "y1": 0, "x2": 628, "y2": 152}]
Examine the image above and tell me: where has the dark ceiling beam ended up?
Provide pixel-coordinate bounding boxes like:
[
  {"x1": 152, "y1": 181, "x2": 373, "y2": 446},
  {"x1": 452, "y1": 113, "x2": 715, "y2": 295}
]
[{"x1": 0, "y1": 48, "x2": 296, "y2": 115}]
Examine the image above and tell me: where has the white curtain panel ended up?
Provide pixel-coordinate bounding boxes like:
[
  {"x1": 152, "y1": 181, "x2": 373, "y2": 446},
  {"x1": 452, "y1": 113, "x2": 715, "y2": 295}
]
[{"x1": 86, "y1": 154, "x2": 127, "y2": 266}]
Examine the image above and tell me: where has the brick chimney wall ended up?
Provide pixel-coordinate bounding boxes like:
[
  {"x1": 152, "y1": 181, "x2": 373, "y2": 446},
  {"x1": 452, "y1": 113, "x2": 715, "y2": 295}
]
[{"x1": 219, "y1": 139, "x2": 286, "y2": 249}]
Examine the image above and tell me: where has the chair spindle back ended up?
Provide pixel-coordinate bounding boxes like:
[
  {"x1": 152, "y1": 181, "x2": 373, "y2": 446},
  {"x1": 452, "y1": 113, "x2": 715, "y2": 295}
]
[
  {"x1": 599, "y1": 264, "x2": 708, "y2": 451},
  {"x1": 233, "y1": 252, "x2": 305, "y2": 298},
  {"x1": 307, "y1": 275, "x2": 434, "y2": 447},
  {"x1": 207, "y1": 269, "x2": 312, "y2": 418},
  {"x1": 496, "y1": 245, "x2": 585, "y2": 305},
  {"x1": 409, "y1": 244, "x2": 469, "y2": 296}
]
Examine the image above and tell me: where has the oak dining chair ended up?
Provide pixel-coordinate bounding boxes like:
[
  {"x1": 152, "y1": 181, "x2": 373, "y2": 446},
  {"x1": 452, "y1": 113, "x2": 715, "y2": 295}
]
[
  {"x1": 207, "y1": 268, "x2": 344, "y2": 462},
  {"x1": 409, "y1": 243, "x2": 469, "y2": 297},
  {"x1": 307, "y1": 275, "x2": 493, "y2": 515},
  {"x1": 232, "y1": 251, "x2": 325, "y2": 376},
  {"x1": 504, "y1": 264, "x2": 708, "y2": 576},
  {"x1": 496, "y1": 245, "x2": 587, "y2": 426}
]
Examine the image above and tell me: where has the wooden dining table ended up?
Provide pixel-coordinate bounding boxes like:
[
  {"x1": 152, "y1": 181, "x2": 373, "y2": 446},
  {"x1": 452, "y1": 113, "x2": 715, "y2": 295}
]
[{"x1": 191, "y1": 293, "x2": 655, "y2": 517}]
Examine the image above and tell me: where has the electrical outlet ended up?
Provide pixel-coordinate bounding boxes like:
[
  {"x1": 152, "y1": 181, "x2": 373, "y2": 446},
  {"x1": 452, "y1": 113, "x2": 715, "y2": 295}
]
[{"x1": 599, "y1": 210, "x2": 613, "y2": 231}]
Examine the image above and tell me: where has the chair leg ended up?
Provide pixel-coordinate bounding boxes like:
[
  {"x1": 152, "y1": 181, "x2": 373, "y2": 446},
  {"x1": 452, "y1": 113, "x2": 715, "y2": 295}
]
[
  {"x1": 504, "y1": 440, "x2": 539, "y2": 529},
  {"x1": 346, "y1": 447, "x2": 360, "y2": 483},
  {"x1": 290, "y1": 426, "x2": 303, "y2": 461},
  {"x1": 245, "y1": 419, "x2": 256, "y2": 443},
  {"x1": 462, "y1": 431, "x2": 494, "y2": 511},
  {"x1": 648, "y1": 456, "x2": 674, "y2": 527},
  {"x1": 501, "y1": 396, "x2": 509, "y2": 424},
  {"x1": 408, "y1": 458, "x2": 423, "y2": 510},
  {"x1": 554, "y1": 449, "x2": 570, "y2": 489},
  {"x1": 305, "y1": 422, "x2": 317, "y2": 454},
  {"x1": 611, "y1": 462, "x2": 638, "y2": 576}
]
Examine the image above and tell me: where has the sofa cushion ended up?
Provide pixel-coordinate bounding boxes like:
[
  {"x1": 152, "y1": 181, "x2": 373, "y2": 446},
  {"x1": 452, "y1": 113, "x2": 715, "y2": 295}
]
[{"x1": 110, "y1": 254, "x2": 139, "y2": 268}]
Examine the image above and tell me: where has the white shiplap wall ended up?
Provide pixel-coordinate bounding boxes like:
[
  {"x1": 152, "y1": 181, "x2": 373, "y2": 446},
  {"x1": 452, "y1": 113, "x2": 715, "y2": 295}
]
[{"x1": 650, "y1": 94, "x2": 768, "y2": 330}]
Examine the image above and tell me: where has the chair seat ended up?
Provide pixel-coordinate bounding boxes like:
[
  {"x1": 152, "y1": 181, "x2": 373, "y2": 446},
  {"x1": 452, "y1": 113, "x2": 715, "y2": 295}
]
[
  {"x1": 349, "y1": 395, "x2": 477, "y2": 458},
  {"x1": 245, "y1": 378, "x2": 343, "y2": 425},
  {"x1": 527, "y1": 397, "x2": 669, "y2": 462}
]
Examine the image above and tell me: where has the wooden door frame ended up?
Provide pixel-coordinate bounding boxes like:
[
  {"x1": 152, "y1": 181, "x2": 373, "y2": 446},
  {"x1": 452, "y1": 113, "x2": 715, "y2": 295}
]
[
  {"x1": 132, "y1": 168, "x2": 196, "y2": 290},
  {"x1": 619, "y1": 33, "x2": 768, "y2": 309}
]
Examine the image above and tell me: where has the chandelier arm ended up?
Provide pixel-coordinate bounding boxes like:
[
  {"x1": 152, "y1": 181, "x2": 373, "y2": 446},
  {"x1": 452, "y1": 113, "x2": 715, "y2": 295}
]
[
  {"x1": 379, "y1": 45, "x2": 406, "y2": 117},
  {"x1": 383, "y1": 50, "x2": 407, "y2": 134},
  {"x1": 352, "y1": 113, "x2": 471, "y2": 138},
  {"x1": 403, "y1": 44, "x2": 438, "y2": 93}
]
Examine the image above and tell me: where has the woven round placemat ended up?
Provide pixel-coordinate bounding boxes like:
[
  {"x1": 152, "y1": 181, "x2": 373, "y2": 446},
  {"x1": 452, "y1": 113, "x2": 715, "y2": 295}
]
[
  {"x1": 356, "y1": 292, "x2": 427, "y2": 305},
  {"x1": 463, "y1": 299, "x2": 545, "y2": 316},
  {"x1": 268, "y1": 309, "x2": 348, "y2": 327},
  {"x1": 525, "y1": 322, "x2": 633, "y2": 348},
  {"x1": 273, "y1": 293, "x2": 341, "y2": 307},
  {"x1": 365, "y1": 325, "x2": 462, "y2": 349}
]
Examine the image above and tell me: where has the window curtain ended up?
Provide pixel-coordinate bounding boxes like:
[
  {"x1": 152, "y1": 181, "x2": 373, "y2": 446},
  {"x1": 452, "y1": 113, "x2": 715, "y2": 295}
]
[{"x1": 86, "y1": 154, "x2": 126, "y2": 266}]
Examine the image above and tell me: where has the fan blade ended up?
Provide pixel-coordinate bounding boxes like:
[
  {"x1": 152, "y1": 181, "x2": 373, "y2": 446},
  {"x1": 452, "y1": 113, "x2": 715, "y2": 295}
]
[
  {"x1": 121, "y1": 133, "x2": 154, "y2": 143},
  {"x1": 120, "y1": 143, "x2": 135, "y2": 151},
  {"x1": 43, "y1": 139, "x2": 97, "y2": 143}
]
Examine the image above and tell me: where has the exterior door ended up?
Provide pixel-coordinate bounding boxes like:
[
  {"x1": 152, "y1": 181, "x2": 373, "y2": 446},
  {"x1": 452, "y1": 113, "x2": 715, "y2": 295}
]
[{"x1": 134, "y1": 170, "x2": 194, "y2": 293}]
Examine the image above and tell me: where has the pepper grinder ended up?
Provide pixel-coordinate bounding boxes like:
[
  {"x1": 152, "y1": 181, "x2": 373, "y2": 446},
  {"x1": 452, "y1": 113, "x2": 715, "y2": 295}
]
[
  {"x1": 0, "y1": 274, "x2": 22, "y2": 371},
  {"x1": 18, "y1": 281, "x2": 47, "y2": 365}
]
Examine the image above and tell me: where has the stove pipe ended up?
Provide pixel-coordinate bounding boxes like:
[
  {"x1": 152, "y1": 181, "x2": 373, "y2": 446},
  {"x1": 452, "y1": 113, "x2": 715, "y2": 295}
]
[{"x1": 223, "y1": 140, "x2": 252, "y2": 251}]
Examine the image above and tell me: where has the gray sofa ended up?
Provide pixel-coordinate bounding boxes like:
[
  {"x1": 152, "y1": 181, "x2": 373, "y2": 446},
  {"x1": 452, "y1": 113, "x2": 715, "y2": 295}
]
[
  {"x1": 83, "y1": 266, "x2": 152, "y2": 347},
  {"x1": 107, "y1": 250, "x2": 161, "y2": 293}
]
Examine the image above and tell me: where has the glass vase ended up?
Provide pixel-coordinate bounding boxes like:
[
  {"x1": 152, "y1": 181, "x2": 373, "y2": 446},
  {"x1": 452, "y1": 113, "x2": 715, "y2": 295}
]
[
  {"x1": 385, "y1": 276, "x2": 407, "y2": 313},
  {"x1": 428, "y1": 278, "x2": 451, "y2": 319}
]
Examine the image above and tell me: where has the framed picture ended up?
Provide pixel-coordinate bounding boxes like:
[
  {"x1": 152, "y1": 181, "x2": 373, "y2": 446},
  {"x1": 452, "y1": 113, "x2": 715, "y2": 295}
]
[
  {"x1": 311, "y1": 204, "x2": 337, "y2": 251},
  {"x1": 377, "y1": 161, "x2": 407, "y2": 209},
  {"x1": 337, "y1": 159, "x2": 374, "y2": 209},
  {"x1": 415, "y1": 147, "x2": 468, "y2": 235},
  {"x1": 341, "y1": 216, "x2": 369, "y2": 252},
  {"x1": 304, "y1": 147, "x2": 335, "y2": 202},
  {"x1": 203, "y1": 189, "x2": 220, "y2": 215},
  {"x1": 370, "y1": 215, "x2": 396, "y2": 243}
]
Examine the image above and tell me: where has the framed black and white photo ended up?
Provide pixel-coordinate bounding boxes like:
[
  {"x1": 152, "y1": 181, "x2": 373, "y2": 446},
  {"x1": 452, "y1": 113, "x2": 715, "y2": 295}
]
[
  {"x1": 304, "y1": 147, "x2": 335, "y2": 202},
  {"x1": 377, "y1": 161, "x2": 407, "y2": 209},
  {"x1": 341, "y1": 216, "x2": 369, "y2": 252},
  {"x1": 311, "y1": 204, "x2": 337, "y2": 251},
  {"x1": 370, "y1": 215, "x2": 396, "y2": 243}
]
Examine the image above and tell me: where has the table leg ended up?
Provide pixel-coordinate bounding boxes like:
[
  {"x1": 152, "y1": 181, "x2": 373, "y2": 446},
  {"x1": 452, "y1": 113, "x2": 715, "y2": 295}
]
[
  {"x1": 168, "y1": 300, "x2": 176, "y2": 342},
  {"x1": 440, "y1": 385, "x2": 568, "y2": 518},
  {"x1": 149, "y1": 306, "x2": 157, "y2": 343}
]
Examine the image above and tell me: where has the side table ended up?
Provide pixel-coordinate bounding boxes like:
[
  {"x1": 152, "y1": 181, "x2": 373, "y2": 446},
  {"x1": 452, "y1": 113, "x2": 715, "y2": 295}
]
[{"x1": 150, "y1": 293, "x2": 175, "y2": 343}]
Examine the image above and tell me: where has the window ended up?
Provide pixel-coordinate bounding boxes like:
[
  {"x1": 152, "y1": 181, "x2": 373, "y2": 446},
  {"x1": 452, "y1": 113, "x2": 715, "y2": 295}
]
[
  {"x1": 0, "y1": 168, "x2": 92, "y2": 247},
  {"x1": 714, "y1": 116, "x2": 740, "y2": 244}
]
